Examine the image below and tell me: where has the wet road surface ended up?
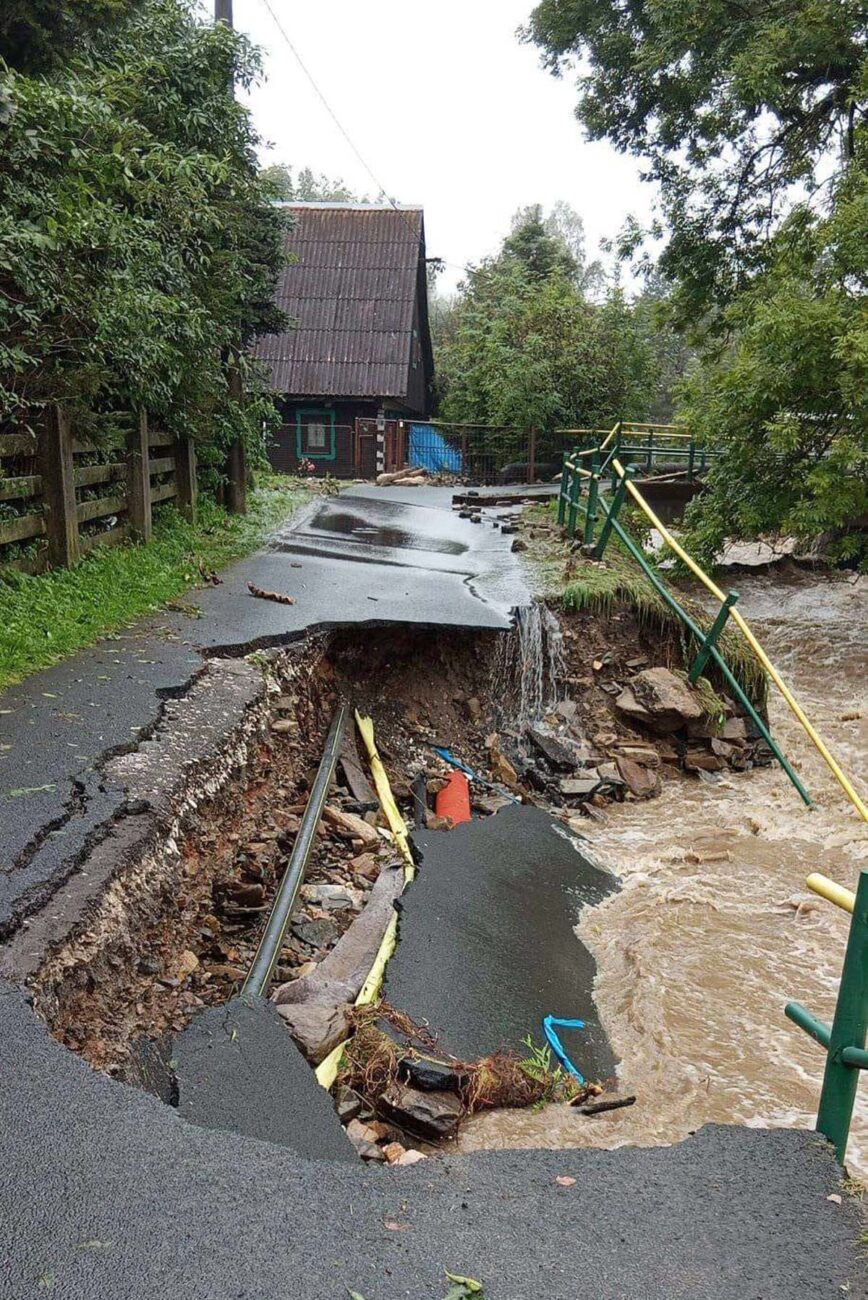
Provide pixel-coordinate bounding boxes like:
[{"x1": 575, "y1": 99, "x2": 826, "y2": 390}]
[{"x1": 0, "y1": 486, "x2": 528, "y2": 932}]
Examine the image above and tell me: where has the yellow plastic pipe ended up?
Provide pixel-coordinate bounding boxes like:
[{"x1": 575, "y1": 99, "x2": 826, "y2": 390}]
[
  {"x1": 610, "y1": 457, "x2": 868, "y2": 823},
  {"x1": 806, "y1": 872, "x2": 856, "y2": 914},
  {"x1": 314, "y1": 714, "x2": 416, "y2": 1090}
]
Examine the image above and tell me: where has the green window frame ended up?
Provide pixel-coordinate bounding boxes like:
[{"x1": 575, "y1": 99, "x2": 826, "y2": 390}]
[{"x1": 295, "y1": 409, "x2": 336, "y2": 461}]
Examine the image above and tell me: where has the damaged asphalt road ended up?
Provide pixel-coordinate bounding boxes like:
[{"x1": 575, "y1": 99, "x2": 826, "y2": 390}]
[
  {"x1": 385, "y1": 804, "x2": 618, "y2": 1079},
  {"x1": 1, "y1": 484, "x2": 866, "y2": 1298},
  {"x1": 0, "y1": 486, "x2": 528, "y2": 935},
  {"x1": 1, "y1": 980, "x2": 864, "y2": 1300}
]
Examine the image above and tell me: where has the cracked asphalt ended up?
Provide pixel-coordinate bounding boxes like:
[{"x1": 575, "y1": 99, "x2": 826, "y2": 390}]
[{"x1": 1, "y1": 483, "x2": 864, "y2": 1298}]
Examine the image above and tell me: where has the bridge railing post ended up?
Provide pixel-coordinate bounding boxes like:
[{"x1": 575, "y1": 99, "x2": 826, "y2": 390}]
[{"x1": 816, "y1": 869, "x2": 868, "y2": 1163}]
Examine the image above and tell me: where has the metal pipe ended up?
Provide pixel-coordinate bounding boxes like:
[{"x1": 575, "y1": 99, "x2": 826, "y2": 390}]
[
  {"x1": 785, "y1": 1001, "x2": 831, "y2": 1050},
  {"x1": 807, "y1": 872, "x2": 856, "y2": 914},
  {"x1": 242, "y1": 703, "x2": 348, "y2": 997}
]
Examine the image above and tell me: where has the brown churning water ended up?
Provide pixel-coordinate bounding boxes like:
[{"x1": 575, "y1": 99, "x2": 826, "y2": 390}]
[{"x1": 458, "y1": 572, "x2": 868, "y2": 1173}]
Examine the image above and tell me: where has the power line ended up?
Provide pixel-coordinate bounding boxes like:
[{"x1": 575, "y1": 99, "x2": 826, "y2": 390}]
[{"x1": 254, "y1": 0, "x2": 472, "y2": 282}]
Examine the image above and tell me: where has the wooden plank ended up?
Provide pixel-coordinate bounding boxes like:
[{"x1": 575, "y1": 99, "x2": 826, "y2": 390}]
[
  {"x1": 150, "y1": 479, "x2": 177, "y2": 504},
  {"x1": 0, "y1": 433, "x2": 38, "y2": 459},
  {"x1": 74, "y1": 462, "x2": 124, "y2": 488},
  {"x1": 148, "y1": 455, "x2": 175, "y2": 476},
  {"x1": 76, "y1": 493, "x2": 126, "y2": 524},
  {"x1": 173, "y1": 437, "x2": 197, "y2": 522},
  {"x1": 79, "y1": 523, "x2": 130, "y2": 555},
  {"x1": 40, "y1": 407, "x2": 79, "y2": 567},
  {"x1": 0, "y1": 475, "x2": 42, "y2": 502},
  {"x1": 2, "y1": 547, "x2": 49, "y2": 576},
  {"x1": 339, "y1": 725, "x2": 377, "y2": 806},
  {"x1": 72, "y1": 436, "x2": 123, "y2": 455},
  {"x1": 148, "y1": 428, "x2": 174, "y2": 449},
  {"x1": 126, "y1": 410, "x2": 152, "y2": 541},
  {"x1": 0, "y1": 512, "x2": 46, "y2": 545}
]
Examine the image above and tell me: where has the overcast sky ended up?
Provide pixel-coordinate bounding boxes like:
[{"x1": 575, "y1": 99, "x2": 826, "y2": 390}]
[{"x1": 233, "y1": 0, "x2": 655, "y2": 293}]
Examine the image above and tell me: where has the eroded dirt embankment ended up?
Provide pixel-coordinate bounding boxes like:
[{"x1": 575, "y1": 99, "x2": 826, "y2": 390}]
[{"x1": 22, "y1": 592, "x2": 772, "y2": 1166}]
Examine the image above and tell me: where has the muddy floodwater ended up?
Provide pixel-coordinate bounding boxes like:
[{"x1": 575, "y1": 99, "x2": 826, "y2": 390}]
[{"x1": 458, "y1": 571, "x2": 868, "y2": 1173}]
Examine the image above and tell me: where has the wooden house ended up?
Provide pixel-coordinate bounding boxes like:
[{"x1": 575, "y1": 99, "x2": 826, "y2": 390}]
[{"x1": 253, "y1": 203, "x2": 434, "y2": 477}]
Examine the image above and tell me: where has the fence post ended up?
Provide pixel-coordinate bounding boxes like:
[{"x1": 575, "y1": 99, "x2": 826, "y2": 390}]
[
  {"x1": 594, "y1": 470, "x2": 631, "y2": 558},
  {"x1": 527, "y1": 428, "x2": 537, "y2": 485},
  {"x1": 583, "y1": 451, "x2": 600, "y2": 545},
  {"x1": 688, "y1": 438, "x2": 696, "y2": 482},
  {"x1": 39, "y1": 405, "x2": 79, "y2": 568},
  {"x1": 567, "y1": 465, "x2": 582, "y2": 538},
  {"x1": 224, "y1": 360, "x2": 247, "y2": 515},
  {"x1": 126, "y1": 409, "x2": 152, "y2": 542},
  {"x1": 689, "y1": 591, "x2": 739, "y2": 683},
  {"x1": 173, "y1": 435, "x2": 198, "y2": 523},
  {"x1": 816, "y1": 869, "x2": 868, "y2": 1163},
  {"x1": 460, "y1": 429, "x2": 468, "y2": 479}
]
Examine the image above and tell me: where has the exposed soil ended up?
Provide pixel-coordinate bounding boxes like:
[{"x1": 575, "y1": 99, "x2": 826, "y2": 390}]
[{"x1": 36, "y1": 605, "x2": 767, "y2": 1128}]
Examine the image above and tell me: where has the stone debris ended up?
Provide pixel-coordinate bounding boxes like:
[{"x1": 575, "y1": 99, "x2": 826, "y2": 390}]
[
  {"x1": 379, "y1": 1082, "x2": 463, "y2": 1139},
  {"x1": 614, "y1": 667, "x2": 704, "y2": 734},
  {"x1": 614, "y1": 755, "x2": 660, "y2": 800}
]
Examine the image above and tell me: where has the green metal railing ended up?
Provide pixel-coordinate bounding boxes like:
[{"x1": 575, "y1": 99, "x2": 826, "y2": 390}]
[
  {"x1": 557, "y1": 441, "x2": 813, "y2": 807},
  {"x1": 555, "y1": 421, "x2": 721, "y2": 483},
  {"x1": 786, "y1": 870, "x2": 868, "y2": 1163}
]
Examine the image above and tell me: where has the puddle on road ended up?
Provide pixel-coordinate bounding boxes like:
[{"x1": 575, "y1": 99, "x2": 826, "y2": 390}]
[
  {"x1": 458, "y1": 572, "x2": 868, "y2": 1174},
  {"x1": 303, "y1": 508, "x2": 469, "y2": 556}
]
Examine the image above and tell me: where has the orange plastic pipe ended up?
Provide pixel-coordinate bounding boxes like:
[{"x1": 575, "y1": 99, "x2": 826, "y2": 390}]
[{"x1": 436, "y1": 771, "x2": 472, "y2": 825}]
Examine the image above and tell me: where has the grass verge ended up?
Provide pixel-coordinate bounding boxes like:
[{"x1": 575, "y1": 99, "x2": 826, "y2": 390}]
[
  {"x1": 521, "y1": 500, "x2": 768, "y2": 707},
  {"x1": 0, "y1": 476, "x2": 311, "y2": 690}
]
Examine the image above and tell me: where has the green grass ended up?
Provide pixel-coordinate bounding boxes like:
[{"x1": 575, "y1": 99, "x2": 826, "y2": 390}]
[
  {"x1": 0, "y1": 476, "x2": 311, "y2": 690},
  {"x1": 522, "y1": 500, "x2": 767, "y2": 707}
]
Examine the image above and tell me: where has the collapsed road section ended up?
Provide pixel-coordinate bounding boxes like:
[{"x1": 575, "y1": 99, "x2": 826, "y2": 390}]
[{"x1": 1, "y1": 485, "x2": 864, "y2": 1298}]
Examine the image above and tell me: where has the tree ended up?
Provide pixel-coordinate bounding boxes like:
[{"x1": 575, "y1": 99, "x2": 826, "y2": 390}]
[
  {"x1": 434, "y1": 207, "x2": 655, "y2": 431},
  {"x1": 0, "y1": 0, "x2": 286, "y2": 473},
  {"x1": 526, "y1": 0, "x2": 867, "y2": 558},
  {"x1": 1, "y1": 0, "x2": 141, "y2": 74},
  {"x1": 525, "y1": 0, "x2": 865, "y2": 320},
  {"x1": 259, "y1": 163, "x2": 365, "y2": 203}
]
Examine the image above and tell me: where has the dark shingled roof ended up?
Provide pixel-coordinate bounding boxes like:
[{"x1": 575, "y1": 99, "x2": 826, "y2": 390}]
[{"x1": 253, "y1": 203, "x2": 426, "y2": 399}]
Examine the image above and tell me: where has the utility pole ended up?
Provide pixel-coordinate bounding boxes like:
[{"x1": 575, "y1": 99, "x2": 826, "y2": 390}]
[{"x1": 214, "y1": 0, "x2": 247, "y2": 513}]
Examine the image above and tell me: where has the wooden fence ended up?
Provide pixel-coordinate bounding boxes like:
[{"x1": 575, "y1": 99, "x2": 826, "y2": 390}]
[{"x1": 0, "y1": 408, "x2": 198, "y2": 574}]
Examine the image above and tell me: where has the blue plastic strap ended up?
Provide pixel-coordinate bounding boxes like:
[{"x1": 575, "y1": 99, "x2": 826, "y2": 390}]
[{"x1": 543, "y1": 1015, "x2": 586, "y2": 1084}]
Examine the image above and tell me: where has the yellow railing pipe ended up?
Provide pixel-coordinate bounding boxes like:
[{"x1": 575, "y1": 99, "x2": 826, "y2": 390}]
[
  {"x1": 610, "y1": 456, "x2": 868, "y2": 823},
  {"x1": 806, "y1": 872, "x2": 856, "y2": 914}
]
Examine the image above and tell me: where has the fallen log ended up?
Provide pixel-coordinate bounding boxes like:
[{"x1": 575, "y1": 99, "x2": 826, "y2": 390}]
[{"x1": 321, "y1": 804, "x2": 380, "y2": 846}]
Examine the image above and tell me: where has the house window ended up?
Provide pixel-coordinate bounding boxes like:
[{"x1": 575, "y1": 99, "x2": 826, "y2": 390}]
[{"x1": 295, "y1": 409, "x2": 336, "y2": 460}]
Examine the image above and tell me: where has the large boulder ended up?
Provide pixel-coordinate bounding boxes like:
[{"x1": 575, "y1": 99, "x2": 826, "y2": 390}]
[{"x1": 614, "y1": 667, "x2": 704, "y2": 735}]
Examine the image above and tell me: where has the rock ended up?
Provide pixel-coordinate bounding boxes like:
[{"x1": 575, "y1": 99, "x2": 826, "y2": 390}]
[
  {"x1": 625, "y1": 656, "x2": 648, "y2": 669},
  {"x1": 275, "y1": 999, "x2": 350, "y2": 1064},
  {"x1": 489, "y1": 745, "x2": 519, "y2": 788},
  {"x1": 526, "y1": 726, "x2": 579, "y2": 771},
  {"x1": 176, "y1": 950, "x2": 199, "y2": 981},
  {"x1": 270, "y1": 718, "x2": 296, "y2": 734},
  {"x1": 615, "y1": 755, "x2": 661, "y2": 799},
  {"x1": 614, "y1": 668, "x2": 703, "y2": 734},
  {"x1": 335, "y1": 1088, "x2": 363, "y2": 1123},
  {"x1": 348, "y1": 852, "x2": 380, "y2": 881},
  {"x1": 555, "y1": 699, "x2": 578, "y2": 721},
  {"x1": 473, "y1": 795, "x2": 511, "y2": 816},
  {"x1": 596, "y1": 762, "x2": 625, "y2": 787},
  {"x1": 379, "y1": 1082, "x2": 463, "y2": 1139},
  {"x1": 400, "y1": 1057, "x2": 467, "y2": 1093},
  {"x1": 721, "y1": 716, "x2": 748, "y2": 743},
  {"x1": 559, "y1": 775, "x2": 601, "y2": 798},
  {"x1": 466, "y1": 697, "x2": 482, "y2": 722},
  {"x1": 300, "y1": 883, "x2": 362, "y2": 912},
  {"x1": 322, "y1": 805, "x2": 380, "y2": 846},
  {"x1": 358, "y1": 1140, "x2": 387, "y2": 1162},
  {"x1": 395, "y1": 1148, "x2": 428, "y2": 1166},
  {"x1": 425, "y1": 812, "x2": 453, "y2": 832},
  {"x1": 579, "y1": 802, "x2": 608, "y2": 825},
  {"x1": 684, "y1": 747, "x2": 727, "y2": 773},
  {"x1": 613, "y1": 744, "x2": 660, "y2": 768},
  {"x1": 710, "y1": 736, "x2": 737, "y2": 761},
  {"x1": 511, "y1": 538, "x2": 528, "y2": 552},
  {"x1": 383, "y1": 1141, "x2": 408, "y2": 1164},
  {"x1": 291, "y1": 916, "x2": 340, "y2": 949}
]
